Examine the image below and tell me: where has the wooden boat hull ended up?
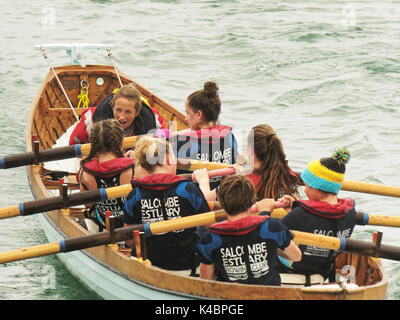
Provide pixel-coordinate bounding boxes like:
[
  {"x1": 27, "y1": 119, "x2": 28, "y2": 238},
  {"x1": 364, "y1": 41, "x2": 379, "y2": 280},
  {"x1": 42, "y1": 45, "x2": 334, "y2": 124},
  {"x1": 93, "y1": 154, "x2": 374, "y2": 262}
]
[{"x1": 26, "y1": 64, "x2": 388, "y2": 300}]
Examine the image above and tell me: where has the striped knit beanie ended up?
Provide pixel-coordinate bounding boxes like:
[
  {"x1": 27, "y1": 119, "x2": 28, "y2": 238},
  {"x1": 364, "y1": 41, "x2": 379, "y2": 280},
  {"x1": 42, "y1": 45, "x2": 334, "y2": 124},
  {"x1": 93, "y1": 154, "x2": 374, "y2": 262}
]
[{"x1": 301, "y1": 147, "x2": 351, "y2": 194}]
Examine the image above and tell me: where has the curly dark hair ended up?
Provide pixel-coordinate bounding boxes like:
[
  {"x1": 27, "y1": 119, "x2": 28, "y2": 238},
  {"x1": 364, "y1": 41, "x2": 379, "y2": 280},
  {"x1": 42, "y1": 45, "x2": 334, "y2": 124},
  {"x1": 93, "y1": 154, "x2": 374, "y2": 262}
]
[{"x1": 81, "y1": 119, "x2": 124, "y2": 165}]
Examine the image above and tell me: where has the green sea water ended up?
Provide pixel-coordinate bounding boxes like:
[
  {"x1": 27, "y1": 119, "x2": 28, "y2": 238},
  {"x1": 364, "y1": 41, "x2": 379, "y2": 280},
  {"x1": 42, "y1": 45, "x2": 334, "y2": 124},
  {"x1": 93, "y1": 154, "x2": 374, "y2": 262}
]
[{"x1": 0, "y1": 0, "x2": 400, "y2": 299}]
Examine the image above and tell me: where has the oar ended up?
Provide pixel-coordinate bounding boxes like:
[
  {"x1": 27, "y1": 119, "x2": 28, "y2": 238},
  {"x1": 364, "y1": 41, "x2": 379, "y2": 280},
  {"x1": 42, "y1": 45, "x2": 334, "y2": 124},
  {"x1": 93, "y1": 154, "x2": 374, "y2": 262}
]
[
  {"x1": 341, "y1": 180, "x2": 400, "y2": 198},
  {"x1": 0, "y1": 136, "x2": 141, "y2": 169},
  {"x1": 291, "y1": 171, "x2": 400, "y2": 198},
  {"x1": 0, "y1": 184, "x2": 133, "y2": 220},
  {"x1": 0, "y1": 207, "x2": 400, "y2": 264},
  {"x1": 1, "y1": 177, "x2": 400, "y2": 231},
  {"x1": 0, "y1": 168, "x2": 235, "y2": 221},
  {"x1": 270, "y1": 208, "x2": 400, "y2": 228},
  {"x1": 176, "y1": 159, "x2": 233, "y2": 171},
  {"x1": 217, "y1": 201, "x2": 400, "y2": 228},
  {"x1": 180, "y1": 167, "x2": 236, "y2": 181},
  {"x1": 179, "y1": 162, "x2": 400, "y2": 198},
  {"x1": 4, "y1": 139, "x2": 400, "y2": 199}
]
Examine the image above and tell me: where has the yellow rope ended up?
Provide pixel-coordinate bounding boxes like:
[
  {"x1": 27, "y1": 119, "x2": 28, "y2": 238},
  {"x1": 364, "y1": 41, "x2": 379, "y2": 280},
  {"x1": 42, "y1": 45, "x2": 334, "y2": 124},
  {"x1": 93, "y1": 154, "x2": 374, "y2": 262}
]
[{"x1": 77, "y1": 85, "x2": 89, "y2": 109}]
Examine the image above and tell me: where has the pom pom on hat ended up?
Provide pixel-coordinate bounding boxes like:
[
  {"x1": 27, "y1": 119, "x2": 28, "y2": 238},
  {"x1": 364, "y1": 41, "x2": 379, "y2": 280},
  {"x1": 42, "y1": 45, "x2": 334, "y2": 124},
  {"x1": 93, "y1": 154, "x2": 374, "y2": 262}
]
[
  {"x1": 301, "y1": 146, "x2": 351, "y2": 194},
  {"x1": 332, "y1": 147, "x2": 351, "y2": 166}
]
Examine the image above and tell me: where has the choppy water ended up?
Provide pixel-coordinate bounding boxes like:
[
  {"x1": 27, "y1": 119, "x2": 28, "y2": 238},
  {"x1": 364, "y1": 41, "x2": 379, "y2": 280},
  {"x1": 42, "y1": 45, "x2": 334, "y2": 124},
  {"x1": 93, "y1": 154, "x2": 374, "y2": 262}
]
[{"x1": 0, "y1": 0, "x2": 400, "y2": 299}]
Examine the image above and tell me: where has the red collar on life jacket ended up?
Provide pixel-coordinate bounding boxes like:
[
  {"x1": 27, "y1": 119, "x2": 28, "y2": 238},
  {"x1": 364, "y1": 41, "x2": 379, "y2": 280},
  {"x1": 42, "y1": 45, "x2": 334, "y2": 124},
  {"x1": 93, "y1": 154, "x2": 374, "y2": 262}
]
[
  {"x1": 246, "y1": 173, "x2": 261, "y2": 191},
  {"x1": 173, "y1": 125, "x2": 233, "y2": 143},
  {"x1": 131, "y1": 173, "x2": 189, "y2": 191},
  {"x1": 209, "y1": 215, "x2": 269, "y2": 236},
  {"x1": 81, "y1": 158, "x2": 134, "y2": 179},
  {"x1": 293, "y1": 198, "x2": 355, "y2": 219},
  {"x1": 246, "y1": 168, "x2": 298, "y2": 192}
]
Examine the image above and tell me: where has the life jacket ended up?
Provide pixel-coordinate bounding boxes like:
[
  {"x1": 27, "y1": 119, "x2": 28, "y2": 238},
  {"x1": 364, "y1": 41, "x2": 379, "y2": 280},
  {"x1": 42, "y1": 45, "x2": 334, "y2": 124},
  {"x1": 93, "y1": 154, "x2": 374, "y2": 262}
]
[
  {"x1": 92, "y1": 92, "x2": 166, "y2": 132},
  {"x1": 246, "y1": 172, "x2": 261, "y2": 192},
  {"x1": 69, "y1": 93, "x2": 165, "y2": 145},
  {"x1": 280, "y1": 198, "x2": 356, "y2": 278},
  {"x1": 69, "y1": 107, "x2": 96, "y2": 145},
  {"x1": 79, "y1": 157, "x2": 134, "y2": 229},
  {"x1": 124, "y1": 173, "x2": 210, "y2": 271},
  {"x1": 198, "y1": 215, "x2": 293, "y2": 286},
  {"x1": 171, "y1": 125, "x2": 238, "y2": 189}
]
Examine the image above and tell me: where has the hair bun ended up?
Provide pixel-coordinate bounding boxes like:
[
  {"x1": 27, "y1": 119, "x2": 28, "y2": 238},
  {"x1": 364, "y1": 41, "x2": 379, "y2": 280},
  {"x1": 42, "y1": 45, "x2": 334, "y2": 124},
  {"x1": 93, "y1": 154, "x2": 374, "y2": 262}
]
[
  {"x1": 203, "y1": 81, "x2": 219, "y2": 98},
  {"x1": 332, "y1": 146, "x2": 350, "y2": 166}
]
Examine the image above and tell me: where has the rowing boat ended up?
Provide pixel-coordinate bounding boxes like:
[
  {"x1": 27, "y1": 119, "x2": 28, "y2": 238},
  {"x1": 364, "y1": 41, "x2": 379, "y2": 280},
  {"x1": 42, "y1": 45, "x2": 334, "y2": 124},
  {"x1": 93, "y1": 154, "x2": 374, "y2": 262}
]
[{"x1": 25, "y1": 44, "x2": 388, "y2": 300}]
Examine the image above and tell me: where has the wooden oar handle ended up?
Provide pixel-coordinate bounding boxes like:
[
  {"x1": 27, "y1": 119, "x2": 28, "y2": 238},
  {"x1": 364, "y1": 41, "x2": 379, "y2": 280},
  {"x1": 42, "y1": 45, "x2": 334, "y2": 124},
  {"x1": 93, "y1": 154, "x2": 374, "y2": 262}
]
[{"x1": 1, "y1": 208, "x2": 400, "y2": 264}]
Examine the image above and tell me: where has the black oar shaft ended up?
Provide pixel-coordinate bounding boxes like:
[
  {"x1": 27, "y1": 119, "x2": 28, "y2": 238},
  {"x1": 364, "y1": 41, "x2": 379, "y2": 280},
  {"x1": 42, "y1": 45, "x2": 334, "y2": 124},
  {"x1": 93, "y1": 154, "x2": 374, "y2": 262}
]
[
  {"x1": 61, "y1": 225, "x2": 145, "y2": 252},
  {"x1": 344, "y1": 238, "x2": 400, "y2": 261},
  {"x1": 0, "y1": 145, "x2": 80, "y2": 169},
  {"x1": 21, "y1": 189, "x2": 102, "y2": 216},
  {"x1": 2, "y1": 209, "x2": 400, "y2": 264}
]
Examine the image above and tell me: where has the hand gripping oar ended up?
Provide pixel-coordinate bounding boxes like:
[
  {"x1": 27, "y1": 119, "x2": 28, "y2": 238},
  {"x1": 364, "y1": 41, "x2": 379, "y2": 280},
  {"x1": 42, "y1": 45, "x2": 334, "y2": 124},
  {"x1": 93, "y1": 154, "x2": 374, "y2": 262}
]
[
  {"x1": 179, "y1": 167, "x2": 236, "y2": 181},
  {"x1": 0, "y1": 208, "x2": 400, "y2": 264},
  {"x1": 1, "y1": 178, "x2": 400, "y2": 229},
  {"x1": 4, "y1": 140, "x2": 400, "y2": 199},
  {"x1": 0, "y1": 168, "x2": 236, "y2": 220},
  {"x1": 290, "y1": 170, "x2": 400, "y2": 198},
  {"x1": 178, "y1": 162, "x2": 400, "y2": 198}
]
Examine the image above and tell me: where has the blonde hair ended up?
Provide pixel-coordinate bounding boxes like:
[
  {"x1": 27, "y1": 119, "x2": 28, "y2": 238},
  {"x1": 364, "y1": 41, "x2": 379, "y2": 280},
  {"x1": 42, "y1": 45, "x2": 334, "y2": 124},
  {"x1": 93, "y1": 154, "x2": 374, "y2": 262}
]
[{"x1": 134, "y1": 136, "x2": 173, "y2": 173}]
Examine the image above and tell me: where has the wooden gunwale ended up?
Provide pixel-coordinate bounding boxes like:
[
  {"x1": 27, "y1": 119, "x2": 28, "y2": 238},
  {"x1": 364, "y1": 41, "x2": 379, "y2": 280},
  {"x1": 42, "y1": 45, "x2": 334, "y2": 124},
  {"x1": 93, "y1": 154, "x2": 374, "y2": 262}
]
[{"x1": 25, "y1": 64, "x2": 388, "y2": 300}]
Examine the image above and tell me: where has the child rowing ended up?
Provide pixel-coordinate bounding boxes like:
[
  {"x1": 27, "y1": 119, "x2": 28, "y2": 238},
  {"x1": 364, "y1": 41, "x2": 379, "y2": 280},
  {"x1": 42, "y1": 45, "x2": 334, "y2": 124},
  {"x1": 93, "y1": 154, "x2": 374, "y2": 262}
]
[
  {"x1": 78, "y1": 119, "x2": 134, "y2": 232},
  {"x1": 278, "y1": 147, "x2": 356, "y2": 281},
  {"x1": 193, "y1": 124, "x2": 300, "y2": 201},
  {"x1": 155, "y1": 81, "x2": 237, "y2": 189},
  {"x1": 197, "y1": 175, "x2": 301, "y2": 285},
  {"x1": 123, "y1": 136, "x2": 211, "y2": 275}
]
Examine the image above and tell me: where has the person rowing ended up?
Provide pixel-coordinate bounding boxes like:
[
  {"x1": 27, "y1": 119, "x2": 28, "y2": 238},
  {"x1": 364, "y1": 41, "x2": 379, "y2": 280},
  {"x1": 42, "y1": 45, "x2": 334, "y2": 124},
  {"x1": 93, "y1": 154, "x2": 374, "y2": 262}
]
[
  {"x1": 193, "y1": 123, "x2": 300, "y2": 201},
  {"x1": 197, "y1": 175, "x2": 301, "y2": 285},
  {"x1": 78, "y1": 119, "x2": 134, "y2": 232},
  {"x1": 154, "y1": 81, "x2": 238, "y2": 189},
  {"x1": 277, "y1": 147, "x2": 356, "y2": 282},
  {"x1": 123, "y1": 136, "x2": 211, "y2": 276}
]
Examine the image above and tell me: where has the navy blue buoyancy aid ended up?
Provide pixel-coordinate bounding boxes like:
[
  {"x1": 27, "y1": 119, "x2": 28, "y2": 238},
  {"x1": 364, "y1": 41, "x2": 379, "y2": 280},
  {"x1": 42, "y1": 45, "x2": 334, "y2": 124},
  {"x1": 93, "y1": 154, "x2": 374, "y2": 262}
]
[
  {"x1": 124, "y1": 173, "x2": 211, "y2": 271},
  {"x1": 280, "y1": 199, "x2": 356, "y2": 278},
  {"x1": 80, "y1": 157, "x2": 134, "y2": 228},
  {"x1": 172, "y1": 125, "x2": 238, "y2": 189},
  {"x1": 198, "y1": 215, "x2": 293, "y2": 286}
]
